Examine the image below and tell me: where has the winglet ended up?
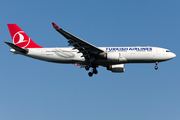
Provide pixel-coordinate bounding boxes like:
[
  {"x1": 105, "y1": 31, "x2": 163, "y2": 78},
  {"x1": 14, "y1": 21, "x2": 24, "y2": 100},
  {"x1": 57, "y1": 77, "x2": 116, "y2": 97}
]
[{"x1": 52, "y1": 22, "x2": 59, "y2": 29}]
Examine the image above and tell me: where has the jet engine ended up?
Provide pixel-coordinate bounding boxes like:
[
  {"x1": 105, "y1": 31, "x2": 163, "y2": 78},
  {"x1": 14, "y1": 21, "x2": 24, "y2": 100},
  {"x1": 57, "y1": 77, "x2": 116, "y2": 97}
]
[{"x1": 107, "y1": 64, "x2": 125, "y2": 73}]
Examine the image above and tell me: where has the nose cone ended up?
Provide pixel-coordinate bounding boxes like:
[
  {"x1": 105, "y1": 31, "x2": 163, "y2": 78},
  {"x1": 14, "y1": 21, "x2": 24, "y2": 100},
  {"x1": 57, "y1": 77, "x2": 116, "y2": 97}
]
[
  {"x1": 172, "y1": 53, "x2": 176, "y2": 58},
  {"x1": 170, "y1": 52, "x2": 176, "y2": 59}
]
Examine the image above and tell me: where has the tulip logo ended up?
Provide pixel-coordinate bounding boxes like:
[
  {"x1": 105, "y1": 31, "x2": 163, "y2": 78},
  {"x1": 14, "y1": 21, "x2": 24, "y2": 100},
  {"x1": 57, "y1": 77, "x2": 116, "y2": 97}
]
[{"x1": 13, "y1": 31, "x2": 30, "y2": 48}]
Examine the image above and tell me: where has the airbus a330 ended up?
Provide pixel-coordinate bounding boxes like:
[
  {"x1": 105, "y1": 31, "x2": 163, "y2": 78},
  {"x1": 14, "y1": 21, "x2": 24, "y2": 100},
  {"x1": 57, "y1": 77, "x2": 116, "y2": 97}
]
[{"x1": 5, "y1": 23, "x2": 176, "y2": 77}]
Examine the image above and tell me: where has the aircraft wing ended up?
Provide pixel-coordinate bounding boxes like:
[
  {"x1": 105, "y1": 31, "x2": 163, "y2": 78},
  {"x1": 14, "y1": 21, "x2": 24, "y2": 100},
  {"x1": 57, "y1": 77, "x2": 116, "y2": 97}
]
[{"x1": 52, "y1": 23, "x2": 104, "y2": 59}]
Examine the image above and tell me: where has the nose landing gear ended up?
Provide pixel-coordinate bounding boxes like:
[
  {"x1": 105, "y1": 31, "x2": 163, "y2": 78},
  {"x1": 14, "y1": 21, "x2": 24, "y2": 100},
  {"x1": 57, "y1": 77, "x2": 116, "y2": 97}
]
[{"x1": 154, "y1": 62, "x2": 158, "y2": 70}]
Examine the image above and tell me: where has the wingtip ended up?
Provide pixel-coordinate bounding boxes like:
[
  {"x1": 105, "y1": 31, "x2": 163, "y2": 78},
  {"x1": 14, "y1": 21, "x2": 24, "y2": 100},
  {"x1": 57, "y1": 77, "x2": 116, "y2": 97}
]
[{"x1": 52, "y1": 22, "x2": 59, "y2": 29}]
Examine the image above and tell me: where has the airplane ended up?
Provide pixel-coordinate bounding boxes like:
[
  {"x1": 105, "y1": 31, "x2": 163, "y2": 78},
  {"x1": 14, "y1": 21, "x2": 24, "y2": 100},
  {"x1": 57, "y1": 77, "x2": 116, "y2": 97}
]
[{"x1": 5, "y1": 23, "x2": 176, "y2": 77}]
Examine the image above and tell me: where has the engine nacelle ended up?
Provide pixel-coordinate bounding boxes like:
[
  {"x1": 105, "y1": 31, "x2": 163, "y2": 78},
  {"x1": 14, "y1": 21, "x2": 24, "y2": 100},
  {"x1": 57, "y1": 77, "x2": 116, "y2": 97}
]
[
  {"x1": 107, "y1": 64, "x2": 125, "y2": 73},
  {"x1": 106, "y1": 52, "x2": 120, "y2": 61}
]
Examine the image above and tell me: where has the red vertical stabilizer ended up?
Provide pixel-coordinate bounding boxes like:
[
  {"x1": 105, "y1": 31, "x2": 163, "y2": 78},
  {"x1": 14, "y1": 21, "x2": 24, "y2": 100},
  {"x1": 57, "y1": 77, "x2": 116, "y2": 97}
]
[{"x1": 7, "y1": 24, "x2": 43, "y2": 48}]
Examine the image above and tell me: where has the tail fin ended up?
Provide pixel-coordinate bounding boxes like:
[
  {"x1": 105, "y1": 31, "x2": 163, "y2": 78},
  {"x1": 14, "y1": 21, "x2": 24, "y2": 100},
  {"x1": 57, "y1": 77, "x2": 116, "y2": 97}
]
[{"x1": 7, "y1": 24, "x2": 43, "y2": 48}]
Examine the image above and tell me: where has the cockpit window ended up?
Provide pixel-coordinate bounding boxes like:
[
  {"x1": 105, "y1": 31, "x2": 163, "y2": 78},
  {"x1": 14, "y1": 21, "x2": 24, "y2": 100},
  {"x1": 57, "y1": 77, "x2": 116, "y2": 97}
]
[{"x1": 166, "y1": 50, "x2": 171, "y2": 52}]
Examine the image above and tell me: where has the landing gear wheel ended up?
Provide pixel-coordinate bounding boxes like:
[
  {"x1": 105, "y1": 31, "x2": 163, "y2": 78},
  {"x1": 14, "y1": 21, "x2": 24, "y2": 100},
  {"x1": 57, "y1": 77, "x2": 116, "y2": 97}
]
[
  {"x1": 93, "y1": 69, "x2": 98, "y2": 74},
  {"x1": 155, "y1": 66, "x2": 158, "y2": 70},
  {"x1": 88, "y1": 72, "x2": 93, "y2": 77},
  {"x1": 85, "y1": 66, "x2": 90, "y2": 71}
]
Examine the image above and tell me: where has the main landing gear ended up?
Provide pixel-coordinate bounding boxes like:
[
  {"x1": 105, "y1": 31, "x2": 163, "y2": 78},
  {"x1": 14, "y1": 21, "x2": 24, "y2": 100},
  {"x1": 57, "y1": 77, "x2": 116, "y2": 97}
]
[
  {"x1": 88, "y1": 68, "x2": 98, "y2": 77},
  {"x1": 154, "y1": 62, "x2": 158, "y2": 70},
  {"x1": 85, "y1": 65, "x2": 98, "y2": 77}
]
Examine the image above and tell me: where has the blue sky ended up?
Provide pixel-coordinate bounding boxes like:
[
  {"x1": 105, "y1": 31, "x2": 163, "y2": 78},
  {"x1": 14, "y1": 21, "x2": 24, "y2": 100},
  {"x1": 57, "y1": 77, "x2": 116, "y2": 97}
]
[{"x1": 1, "y1": 0, "x2": 180, "y2": 120}]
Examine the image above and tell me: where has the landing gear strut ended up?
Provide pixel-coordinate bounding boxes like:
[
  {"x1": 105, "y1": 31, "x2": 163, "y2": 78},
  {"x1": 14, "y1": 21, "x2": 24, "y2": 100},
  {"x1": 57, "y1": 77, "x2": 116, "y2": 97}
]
[
  {"x1": 93, "y1": 68, "x2": 98, "y2": 74},
  {"x1": 88, "y1": 68, "x2": 98, "y2": 77},
  {"x1": 86, "y1": 56, "x2": 98, "y2": 77},
  {"x1": 155, "y1": 62, "x2": 158, "y2": 70}
]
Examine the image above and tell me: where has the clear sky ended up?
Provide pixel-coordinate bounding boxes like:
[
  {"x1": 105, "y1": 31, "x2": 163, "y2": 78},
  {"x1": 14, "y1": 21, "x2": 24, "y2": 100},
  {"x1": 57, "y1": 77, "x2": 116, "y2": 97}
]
[{"x1": 1, "y1": 0, "x2": 180, "y2": 120}]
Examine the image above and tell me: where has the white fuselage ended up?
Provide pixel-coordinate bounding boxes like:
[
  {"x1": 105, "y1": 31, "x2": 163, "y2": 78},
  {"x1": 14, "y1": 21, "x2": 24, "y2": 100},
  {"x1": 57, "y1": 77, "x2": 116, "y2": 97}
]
[
  {"x1": 6, "y1": 23, "x2": 176, "y2": 76},
  {"x1": 10, "y1": 46, "x2": 176, "y2": 66}
]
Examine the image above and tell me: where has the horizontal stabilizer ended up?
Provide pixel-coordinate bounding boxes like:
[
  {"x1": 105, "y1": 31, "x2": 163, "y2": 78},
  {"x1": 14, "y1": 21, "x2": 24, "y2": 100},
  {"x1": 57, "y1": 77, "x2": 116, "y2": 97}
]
[{"x1": 5, "y1": 42, "x2": 28, "y2": 54}]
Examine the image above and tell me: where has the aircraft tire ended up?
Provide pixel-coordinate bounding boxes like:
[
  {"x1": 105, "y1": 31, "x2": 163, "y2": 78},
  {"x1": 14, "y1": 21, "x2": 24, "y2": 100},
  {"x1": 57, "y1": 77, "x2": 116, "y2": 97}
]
[
  {"x1": 88, "y1": 72, "x2": 93, "y2": 77},
  {"x1": 93, "y1": 70, "x2": 98, "y2": 74},
  {"x1": 85, "y1": 66, "x2": 90, "y2": 71},
  {"x1": 155, "y1": 66, "x2": 158, "y2": 70}
]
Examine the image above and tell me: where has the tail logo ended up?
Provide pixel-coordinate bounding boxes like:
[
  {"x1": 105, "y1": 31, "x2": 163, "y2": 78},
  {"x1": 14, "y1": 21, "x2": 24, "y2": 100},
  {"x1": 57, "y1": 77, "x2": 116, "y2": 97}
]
[{"x1": 13, "y1": 31, "x2": 30, "y2": 48}]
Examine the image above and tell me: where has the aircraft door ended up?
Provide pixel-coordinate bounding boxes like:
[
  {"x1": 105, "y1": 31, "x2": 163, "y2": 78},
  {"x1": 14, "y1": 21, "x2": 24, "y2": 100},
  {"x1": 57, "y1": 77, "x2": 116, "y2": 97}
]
[
  {"x1": 119, "y1": 52, "x2": 127, "y2": 62},
  {"x1": 41, "y1": 49, "x2": 46, "y2": 55}
]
